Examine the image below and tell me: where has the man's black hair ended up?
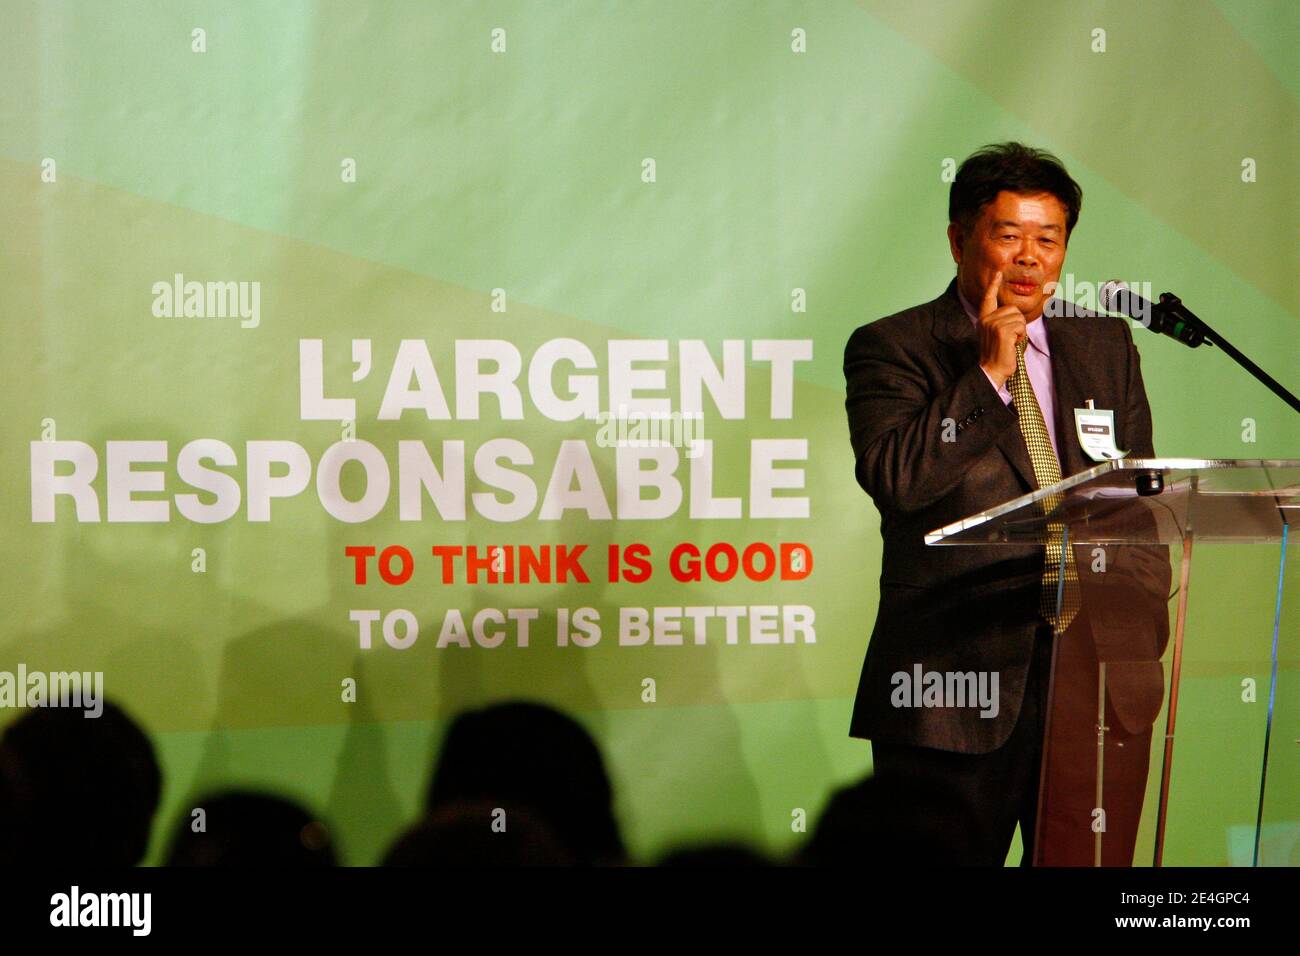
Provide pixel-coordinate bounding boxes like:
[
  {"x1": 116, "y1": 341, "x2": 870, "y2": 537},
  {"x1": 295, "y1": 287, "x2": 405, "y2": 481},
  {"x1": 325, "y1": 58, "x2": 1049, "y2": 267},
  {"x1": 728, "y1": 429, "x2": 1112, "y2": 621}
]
[{"x1": 949, "y1": 142, "x2": 1082, "y2": 243}]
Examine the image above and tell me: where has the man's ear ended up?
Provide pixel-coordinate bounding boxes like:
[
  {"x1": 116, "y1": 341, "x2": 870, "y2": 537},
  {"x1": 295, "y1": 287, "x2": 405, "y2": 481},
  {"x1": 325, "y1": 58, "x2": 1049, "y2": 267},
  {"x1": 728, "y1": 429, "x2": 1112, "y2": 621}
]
[{"x1": 946, "y1": 222, "x2": 963, "y2": 266}]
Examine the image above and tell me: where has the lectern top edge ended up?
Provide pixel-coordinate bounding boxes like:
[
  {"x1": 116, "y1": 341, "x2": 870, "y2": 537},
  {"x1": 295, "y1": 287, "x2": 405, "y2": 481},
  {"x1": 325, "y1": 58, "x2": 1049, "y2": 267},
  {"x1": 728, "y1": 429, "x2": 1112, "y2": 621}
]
[{"x1": 924, "y1": 458, "x2": 1300, "y2": 546}]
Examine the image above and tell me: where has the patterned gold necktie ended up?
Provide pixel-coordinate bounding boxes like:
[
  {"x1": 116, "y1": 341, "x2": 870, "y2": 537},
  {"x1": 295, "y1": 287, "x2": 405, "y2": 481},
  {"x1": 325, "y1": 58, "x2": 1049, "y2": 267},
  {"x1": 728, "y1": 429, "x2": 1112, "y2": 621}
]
[{"x1": 1008, "y1": 335, "x2": 1081, "y2": 634}]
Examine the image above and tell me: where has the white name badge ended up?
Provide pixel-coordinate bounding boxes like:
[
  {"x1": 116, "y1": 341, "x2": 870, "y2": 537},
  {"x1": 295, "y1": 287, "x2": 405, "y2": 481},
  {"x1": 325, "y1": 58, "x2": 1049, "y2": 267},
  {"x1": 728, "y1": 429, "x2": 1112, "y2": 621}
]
[{"x1": 1074, "y1": 403, "x2": 1129, "y2": 462}]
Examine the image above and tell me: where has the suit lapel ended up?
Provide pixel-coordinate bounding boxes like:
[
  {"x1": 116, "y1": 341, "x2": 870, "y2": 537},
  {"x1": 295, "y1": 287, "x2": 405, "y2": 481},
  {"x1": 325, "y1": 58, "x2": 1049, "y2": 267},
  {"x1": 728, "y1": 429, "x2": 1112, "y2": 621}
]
[
  {"x1": 932, "y1": 279, "x2": 1038, "y2": 493},
  {"x1": 1043, "y1": 314, "x2": 1089, "y2": 479}
]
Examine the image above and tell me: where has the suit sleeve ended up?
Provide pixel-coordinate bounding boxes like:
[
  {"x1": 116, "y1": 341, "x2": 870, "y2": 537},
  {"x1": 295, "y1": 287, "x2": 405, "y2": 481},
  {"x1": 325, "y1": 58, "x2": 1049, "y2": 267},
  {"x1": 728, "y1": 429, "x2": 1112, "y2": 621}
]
[
  {"x1": 1085, "y1": 321, "x2": 1173, "y2": 657},
  {"x1": 1124, "y1": 320, "x2": 1174, "y2": 626},
  {"x1": 843, "y1": 320, "x2": 1018, "y2": 514},
  {"x1": 1121, "y1": 319, "x2": 1155, "y2": 459}
]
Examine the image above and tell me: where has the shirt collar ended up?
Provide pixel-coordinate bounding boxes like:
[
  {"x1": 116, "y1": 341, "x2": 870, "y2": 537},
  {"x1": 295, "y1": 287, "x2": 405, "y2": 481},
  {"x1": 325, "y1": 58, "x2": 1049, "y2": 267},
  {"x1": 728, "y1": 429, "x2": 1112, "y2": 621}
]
[{"x1": 957, "y1": 283, "x2": 1051, "y2": 356}]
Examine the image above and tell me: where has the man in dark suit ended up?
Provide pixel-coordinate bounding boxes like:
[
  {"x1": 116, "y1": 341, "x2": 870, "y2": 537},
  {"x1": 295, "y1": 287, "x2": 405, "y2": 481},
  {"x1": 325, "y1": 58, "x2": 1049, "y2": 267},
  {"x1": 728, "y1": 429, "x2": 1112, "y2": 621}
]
[{"x1": 842, "y1": 143, "x2": 1172, "y2": 865}]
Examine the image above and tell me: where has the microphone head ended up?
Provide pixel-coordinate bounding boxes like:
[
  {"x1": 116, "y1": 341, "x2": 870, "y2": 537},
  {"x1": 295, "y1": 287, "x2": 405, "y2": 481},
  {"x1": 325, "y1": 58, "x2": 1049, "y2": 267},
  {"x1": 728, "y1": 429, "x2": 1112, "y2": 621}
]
[{"x1": 1099, "y1": 280, "x2": 1129, "y2": 313}]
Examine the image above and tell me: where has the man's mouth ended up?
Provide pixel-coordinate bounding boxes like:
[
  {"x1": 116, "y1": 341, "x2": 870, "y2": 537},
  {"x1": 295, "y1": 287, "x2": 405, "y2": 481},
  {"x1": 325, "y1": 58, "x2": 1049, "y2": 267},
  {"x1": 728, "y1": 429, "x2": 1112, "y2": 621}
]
[{"x1": 1008, "y1": 278, "x2": 1038, "y2": 295}]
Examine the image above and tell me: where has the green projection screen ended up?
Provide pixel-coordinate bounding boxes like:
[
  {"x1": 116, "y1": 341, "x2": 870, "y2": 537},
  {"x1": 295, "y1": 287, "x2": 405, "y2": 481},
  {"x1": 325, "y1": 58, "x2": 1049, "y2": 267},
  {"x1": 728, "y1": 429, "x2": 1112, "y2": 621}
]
[{"x1": 0, "y1": 0, "x2": 1295, "y2": 866}]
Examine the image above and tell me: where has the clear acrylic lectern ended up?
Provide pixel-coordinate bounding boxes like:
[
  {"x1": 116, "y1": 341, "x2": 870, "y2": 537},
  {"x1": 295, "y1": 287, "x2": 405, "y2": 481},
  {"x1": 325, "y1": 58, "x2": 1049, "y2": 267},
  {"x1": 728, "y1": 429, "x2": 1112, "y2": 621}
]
[{"x1": 927, "y1": 459, "x2": 1299, "y2": 867}]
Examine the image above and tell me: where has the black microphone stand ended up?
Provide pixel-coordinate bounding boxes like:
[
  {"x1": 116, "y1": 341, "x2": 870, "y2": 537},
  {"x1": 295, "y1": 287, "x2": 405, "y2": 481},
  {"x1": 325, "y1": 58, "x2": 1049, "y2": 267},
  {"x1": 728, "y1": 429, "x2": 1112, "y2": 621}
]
[{"x1": 1148, "y1": 293, "x2": 1300, "y2": 415}]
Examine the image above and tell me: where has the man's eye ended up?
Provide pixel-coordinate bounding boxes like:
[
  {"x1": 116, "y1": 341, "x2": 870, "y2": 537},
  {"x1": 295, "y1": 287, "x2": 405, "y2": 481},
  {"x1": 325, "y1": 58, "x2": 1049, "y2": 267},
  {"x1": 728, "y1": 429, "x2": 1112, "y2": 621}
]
[{"x1": 1040, "y1": 239, "x2": 1055, "y2": 246}]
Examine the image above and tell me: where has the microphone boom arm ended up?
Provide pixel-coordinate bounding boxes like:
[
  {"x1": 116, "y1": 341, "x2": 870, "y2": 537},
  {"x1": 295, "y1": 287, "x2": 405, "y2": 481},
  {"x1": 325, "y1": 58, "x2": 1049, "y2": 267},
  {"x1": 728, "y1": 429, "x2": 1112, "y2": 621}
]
[{"x1": 1148, "y1": 293, "x2": 1300, "y2": 415}]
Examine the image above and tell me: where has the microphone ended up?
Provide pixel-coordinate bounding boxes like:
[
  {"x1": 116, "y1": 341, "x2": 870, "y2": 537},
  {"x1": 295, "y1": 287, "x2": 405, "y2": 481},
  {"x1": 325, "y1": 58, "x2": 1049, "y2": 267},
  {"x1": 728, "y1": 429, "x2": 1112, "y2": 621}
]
[{"x1": 1099, "y1": 281, "x2": 1211, "y2": 348}]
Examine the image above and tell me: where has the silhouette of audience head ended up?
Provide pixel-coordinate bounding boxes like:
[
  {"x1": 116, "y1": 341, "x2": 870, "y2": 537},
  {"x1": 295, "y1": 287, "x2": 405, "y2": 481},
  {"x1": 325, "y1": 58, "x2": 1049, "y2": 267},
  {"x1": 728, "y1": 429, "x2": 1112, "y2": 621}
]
[
  {"x1": 421, "y1": 700, "x2": 625, "y2": 865},
  {"x1": 165, "y1": 791, "x2": 337, "y2": 866},
  {"x1": 657, "y1": 843, "x2": 774, "y2": 867},
  {"x1": 798, "y1": 768, "x2": 980, "y2": 866},
  {"x1": 384, "y1": 799, "x2": 577, "y2": 866},
  {"x1": 0, "y1": 700, "x2": 161, "y2": 866},
  {"x1": 2, "y1": 693, "x2": 987, "y2": 869}
]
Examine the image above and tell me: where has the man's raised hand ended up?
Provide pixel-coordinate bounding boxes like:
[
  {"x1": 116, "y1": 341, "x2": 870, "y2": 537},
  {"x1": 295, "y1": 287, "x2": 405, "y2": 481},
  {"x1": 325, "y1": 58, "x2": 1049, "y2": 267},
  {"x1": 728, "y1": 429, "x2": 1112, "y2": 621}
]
[{"x1": 977, "y1": 272, "x2": 1027, "y2": 388}]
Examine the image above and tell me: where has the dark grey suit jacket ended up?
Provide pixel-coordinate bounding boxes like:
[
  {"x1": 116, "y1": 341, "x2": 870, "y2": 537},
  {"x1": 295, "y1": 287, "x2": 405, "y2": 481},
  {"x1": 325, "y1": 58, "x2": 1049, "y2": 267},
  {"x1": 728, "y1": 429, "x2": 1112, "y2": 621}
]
[{"x1": 843, "y1": 278, "x2": 1172, "y2": 754}]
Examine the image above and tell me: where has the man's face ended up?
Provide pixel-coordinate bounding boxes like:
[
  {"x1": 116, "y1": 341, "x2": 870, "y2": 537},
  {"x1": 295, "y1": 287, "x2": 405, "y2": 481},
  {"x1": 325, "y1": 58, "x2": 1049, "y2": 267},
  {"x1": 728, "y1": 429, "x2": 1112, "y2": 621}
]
[{"x1": 947, "y1": 190, "x2": 1069, "y2": 322}]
